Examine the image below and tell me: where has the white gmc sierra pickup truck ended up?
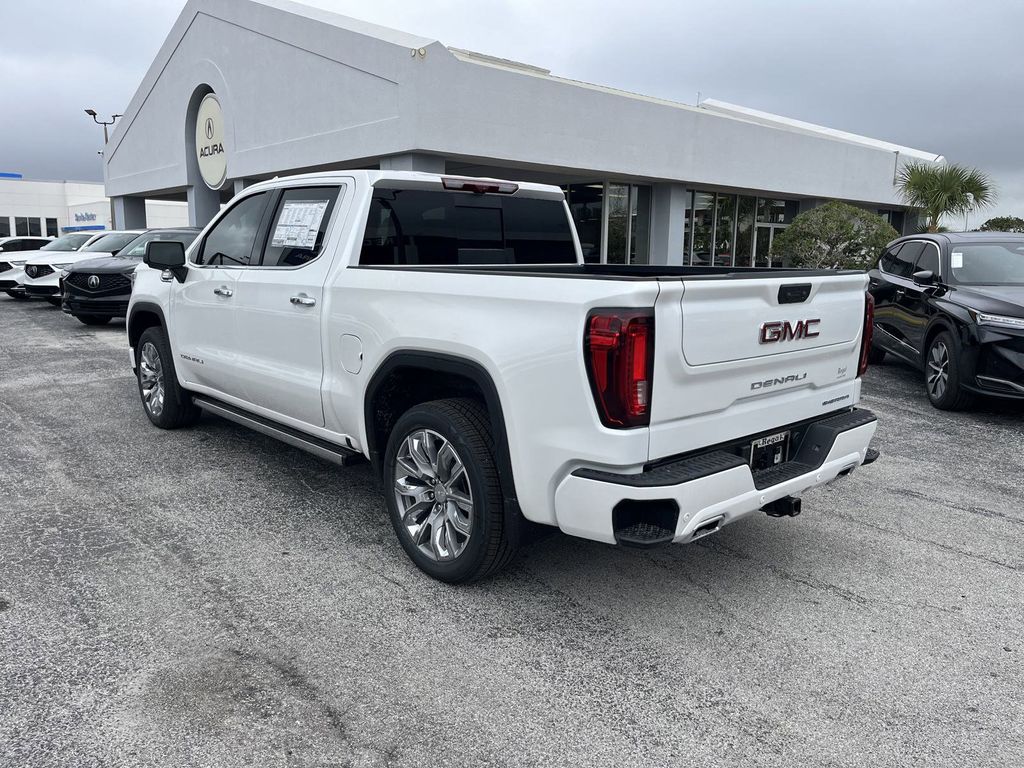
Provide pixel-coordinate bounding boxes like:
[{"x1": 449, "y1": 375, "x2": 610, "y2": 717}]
[{"x1": 128, "y1": 171, "x2": 879, "y2": 582}]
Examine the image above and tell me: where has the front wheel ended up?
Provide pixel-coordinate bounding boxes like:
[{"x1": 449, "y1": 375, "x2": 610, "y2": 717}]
[
  {"x1": 384, "y1": 398, "x2": 519, "y2": 583},
  {"x1": 867, "y1": 344, "x2": 886, "y2": 364},
  {"x1": 136, "y1": 326, "x2": 202, "y2": 429},
  {"x1": 76, "y1": 314, "x2": 112, "y2": 326},
  {"x1": 4, "y1": 290, "x2": 28, "y2": 301},
  {"x1": 925, "y1": 331, "x2": 974, "y2": 410}
]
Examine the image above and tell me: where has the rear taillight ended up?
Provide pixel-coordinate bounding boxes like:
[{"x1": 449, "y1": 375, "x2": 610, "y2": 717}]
[
  {"x1": 858, "y1": 291, "x2": 874, "y2": 377},
  {"x1": 585, "y1": 310, "x2": 654, "y2": 428}
]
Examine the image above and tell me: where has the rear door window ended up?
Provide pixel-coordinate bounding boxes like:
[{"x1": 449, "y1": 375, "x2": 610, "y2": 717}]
[
  {"x1": 196, "y1": 192, "x2": 270, "y2": 266},
  {"x1": 359, "y1": 189, "x2": 576, "y2": 266},
  {"x1": 257, "y1": 186, "x2": 341, "y2": 267}
]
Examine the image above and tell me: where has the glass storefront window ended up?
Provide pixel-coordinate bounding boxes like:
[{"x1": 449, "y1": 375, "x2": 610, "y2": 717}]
[
  {"x1": 691, "y1": 192, "x2": 714, "y2": 266},
  {"x1": 566, "y1": 184, "x2": 603, "y2": 263},
  {"x1": 713, "y1": 193, "x2": 736, "y2": 267},
  {"x1": 734, "y1": 196, "x2": 756, "y2": 267},
  {"x1": 605, "y1": 183, "x2": 630, "y2": 265}
]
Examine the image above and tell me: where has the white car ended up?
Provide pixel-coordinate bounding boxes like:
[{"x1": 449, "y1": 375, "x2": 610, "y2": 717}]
[
  {"x1": 128, "y1": 171, "x2": 879, "y2": 582},
  {"x1": 0, "y1": 235, "x2": 53, "y2": 254},
  {"x1": 1, "y1": 232, "x2": 99, "y2": 300},
  {"x1": 22, "y1": 230, "x2": 142, "y2": 304}
]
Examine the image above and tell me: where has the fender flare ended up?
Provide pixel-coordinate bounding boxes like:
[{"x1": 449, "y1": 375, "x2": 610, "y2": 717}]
[{"x1": 364, "y1": 350, "x2": 520, "y2": 512}]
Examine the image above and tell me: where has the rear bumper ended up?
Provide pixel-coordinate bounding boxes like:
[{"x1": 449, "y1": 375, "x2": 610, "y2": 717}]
[{"x1": 553, "y1": 408, "x2": 877, "y2": 545}]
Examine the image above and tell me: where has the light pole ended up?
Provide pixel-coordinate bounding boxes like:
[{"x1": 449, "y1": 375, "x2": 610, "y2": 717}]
[{"x1": 84, "y1": 109, "x2": 122, "y2": 229}]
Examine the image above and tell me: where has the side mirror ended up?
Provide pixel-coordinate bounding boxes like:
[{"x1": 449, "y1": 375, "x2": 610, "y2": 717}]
[
  {"x1": 912, "y1": 269, "x2": 935, "y2": 286},
  {"x1": 144, "y1": 240, "x2": 187, "y2": 282}
]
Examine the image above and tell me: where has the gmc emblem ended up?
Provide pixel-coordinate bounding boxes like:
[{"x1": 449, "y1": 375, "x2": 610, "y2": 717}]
[{"x1": 759, "y1": 319, "x2": 821, "y2": 344}]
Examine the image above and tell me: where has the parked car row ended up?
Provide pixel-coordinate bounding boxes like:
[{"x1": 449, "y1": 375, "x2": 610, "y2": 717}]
[{"x1": 0, "y1": 228, "x2": 199, "y2": 323}]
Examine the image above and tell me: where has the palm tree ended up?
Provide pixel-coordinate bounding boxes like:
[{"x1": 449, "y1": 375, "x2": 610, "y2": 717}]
[{"x1": 896, "y1": 161, "x2": 995, "y2": 232}]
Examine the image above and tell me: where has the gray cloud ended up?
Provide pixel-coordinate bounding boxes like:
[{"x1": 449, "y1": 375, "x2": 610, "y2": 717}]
[{"x1": 3, "y1": 0, "x2": 1021, "y2": 227}]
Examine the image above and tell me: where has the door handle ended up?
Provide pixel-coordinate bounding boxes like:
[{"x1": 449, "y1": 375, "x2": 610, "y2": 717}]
[
  {"x1": 213, "y1": 286, "x2": 233, "y2": 297},
  {"x1": 290, "y1": 294, "x2": 316, "y2": 307}
]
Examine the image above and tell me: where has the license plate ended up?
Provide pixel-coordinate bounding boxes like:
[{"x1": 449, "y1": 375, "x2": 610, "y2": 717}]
[{"x1": 750, "y1": 430, "x2": 790, "y2": 471}]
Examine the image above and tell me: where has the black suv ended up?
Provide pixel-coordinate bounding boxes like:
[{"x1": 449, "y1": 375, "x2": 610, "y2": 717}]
[
  {"x1": 62, "y1": 228, "x2": 199, "y2": 325},
  {"x1": 868, "y1": 232, "x2": 1024, "y2": 409}
]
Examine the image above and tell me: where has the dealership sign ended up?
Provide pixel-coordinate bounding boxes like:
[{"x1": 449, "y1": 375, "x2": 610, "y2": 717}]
[
  {"x1": 74, "y1": 212, "x2": 97, "y2": 222},
  {"x1": 195, "y1": 93, "x2": 227, "y2": 189}
]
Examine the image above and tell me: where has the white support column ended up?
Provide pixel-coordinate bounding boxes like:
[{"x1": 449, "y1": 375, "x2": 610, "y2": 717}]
[
  {"x1": 187, "y1": 184, "x2": 220, "y2": 228},
  {"x1": 378, "y1": 153, "x2": 446, "y2": 174},
  {"x1": 111, "y1": 196, "x2": 147, "y2": 230},
  {"x1": 649, "y1": 183, "x2": 689, "y2": 266}
]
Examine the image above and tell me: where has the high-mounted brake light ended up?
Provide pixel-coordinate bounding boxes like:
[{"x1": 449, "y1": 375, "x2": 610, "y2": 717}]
[
  {"x1": 585, "y1": 310, "x2": 654, "y2": 428},
  {"x1": 858, "y1": 291, "x2": 874, "y2": 377},
  {"x1": 441, "y1": 177, "x2": 519, "y2": 195}
]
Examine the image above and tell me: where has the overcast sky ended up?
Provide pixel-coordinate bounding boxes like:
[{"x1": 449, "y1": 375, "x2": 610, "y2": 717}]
[{"x1": 2, "y1": 0, "x2": 1021, "y2": 227}]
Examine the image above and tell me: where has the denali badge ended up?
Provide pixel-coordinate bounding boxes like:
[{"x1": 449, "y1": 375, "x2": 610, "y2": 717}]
[
  {"x1": 751, "y1": 372, "x2": 808, "y2": 390},
  {"x1": 759, "y1": 319, "x2": 821, "y2": 344},
  {"x1": 87, "y1": 275, "x2": 100, "y2": 289}
]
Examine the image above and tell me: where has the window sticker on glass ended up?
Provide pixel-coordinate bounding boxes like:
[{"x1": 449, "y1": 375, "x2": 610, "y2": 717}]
[
  {"x1": 951, "y1": 251, "x2": 964, "y2": 269},
  {"x1": 271, "y1": 200, "x2": 330, "y2": 249}
]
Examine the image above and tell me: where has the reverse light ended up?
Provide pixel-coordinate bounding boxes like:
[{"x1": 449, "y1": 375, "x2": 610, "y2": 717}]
[
  {"x1": 441, "y1": 177, "x2": 519, "y2": 195},
  {"x1": 975, "y1": 311, "x2": 1024, "y2": 330},
  {"x1": 585, "y1": 310, "x2": 654, "y2": 428},
  {"x1": 858, "y1": 291, "x2": 874, "y2": 377}
]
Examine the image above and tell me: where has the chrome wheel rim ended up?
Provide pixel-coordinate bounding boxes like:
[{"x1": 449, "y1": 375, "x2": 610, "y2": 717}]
[
  {"x1": 927, "y1": 340, "x2": 949, "y2": 400},
  {"x1": 393, "y1": 429, "x2": 473, "y2": 562},
  {"x1": 139, "y1": 341, "x2": 166, "y2": 417}
]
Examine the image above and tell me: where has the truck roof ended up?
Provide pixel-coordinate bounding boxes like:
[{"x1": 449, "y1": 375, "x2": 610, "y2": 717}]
[{"x1": 243, "y1": 170, "x2": 566, "y2": 199}]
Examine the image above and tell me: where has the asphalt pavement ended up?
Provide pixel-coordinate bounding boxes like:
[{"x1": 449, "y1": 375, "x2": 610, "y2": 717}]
[{"x1": 1, "y1": 296, "x2": 1021, "y2": 767}]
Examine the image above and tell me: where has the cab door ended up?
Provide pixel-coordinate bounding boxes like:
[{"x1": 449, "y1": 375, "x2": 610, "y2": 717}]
[
  {"x1": 227, "y1": 184, "x2": 345, "y2": 428},
  {"x1": 170, "y1": 191, "x2": 271, "y2": 398}
]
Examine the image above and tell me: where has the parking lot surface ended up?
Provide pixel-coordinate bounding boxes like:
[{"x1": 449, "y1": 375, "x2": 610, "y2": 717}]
[{"x1": 1, "y1": 297, "x2": 1022, "y2": 767}]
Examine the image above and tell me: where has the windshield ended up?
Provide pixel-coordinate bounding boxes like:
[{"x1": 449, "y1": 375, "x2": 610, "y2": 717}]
[
  {"x1": 81, "y1": 233, "x2": 140, "y2": 253},
  {"x1": 41, "y1": 233, "x2": 92, "y2": 251},
  {"x1": 118, "y1": 230, "x2": 199, "y2": 259},
  {"x1": 949, "y1": 242, "x2": 1024, "y2": 285}
]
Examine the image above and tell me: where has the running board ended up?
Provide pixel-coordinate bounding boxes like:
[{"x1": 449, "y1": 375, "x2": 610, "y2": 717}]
[{"x1": 191, "y1": 395, "x2": 364, "y2": 467}]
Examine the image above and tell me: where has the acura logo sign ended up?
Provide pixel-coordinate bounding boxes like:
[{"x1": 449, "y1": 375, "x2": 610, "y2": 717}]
[
  {"x1": 205, "y1": 117, "x2": 214, "y2": 140},
  {"x1": 87, "y1": 275, "x2": 100, "y2": 289},
  {"x1": 759, "y1": 319, "x2": 821, "y2": 344}
]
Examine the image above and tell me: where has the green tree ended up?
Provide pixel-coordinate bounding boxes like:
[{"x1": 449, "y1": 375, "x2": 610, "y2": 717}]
[
  {"x1": 979, "y1": 215, "x2": 1024, "y2": 233},
  {"x1": 896, "y1": 161, "x2": 995, "y2": 232},
  {"x1": 770, "y1": 202, "x2": 898, "y2": 270}
]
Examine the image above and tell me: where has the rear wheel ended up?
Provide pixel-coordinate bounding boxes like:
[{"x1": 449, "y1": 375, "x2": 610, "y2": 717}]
[
  {"x1": 384, "y1": 398, "x2": 519, "y2": 583},
  {"x1": 77, "y1": 314, "x2": 112, "y2": 326},
  {"x1": 136, "y1": 326, "x2": 201, "y2": 429},
  {"x1": 925, "y1": 331, "x2": 974, "y2": 410}
]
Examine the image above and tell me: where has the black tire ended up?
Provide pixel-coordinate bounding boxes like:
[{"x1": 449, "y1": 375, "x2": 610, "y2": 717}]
[
  {"x1": 76, "y1": 314, "x2": 112, "y2": 326},
  {"x1": 45, "y1": 297, "x2": 61, "y2": 306},
  {"x1": 135, "y1": 326, "x2": 201, "y2": 429},
  {"x1": 4, "y1": 290, "x2": 28, "y2": 301},
  {"x1": 867, "y1": 344, "x2": 886, "y2": 364},
  {"x1": 383, "y1": 398, "x2": 519, "y2": 583},
  {"x1": 924, "y1": 331, "x2": 974, "y2": 411}
]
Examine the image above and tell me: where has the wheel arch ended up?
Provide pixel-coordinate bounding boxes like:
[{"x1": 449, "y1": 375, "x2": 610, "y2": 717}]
[
  {"x1": 127, "y1": 302, "x2": 168, "y2": 370},
  {"x1": 364, "y1": 351, "x2": 520, "y2": 513}
]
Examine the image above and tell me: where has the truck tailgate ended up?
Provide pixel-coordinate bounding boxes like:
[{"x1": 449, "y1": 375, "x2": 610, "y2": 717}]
[{"x1": 648, "y1": 272, "x2": 869, "y2": 461}]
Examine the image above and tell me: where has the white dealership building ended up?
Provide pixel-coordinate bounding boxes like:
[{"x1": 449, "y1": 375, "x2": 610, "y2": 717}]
[
  {"x1": 103, "y1": 0, "x2": 945, "y2": 267},
  {"x1": 0, "y1": 174, "x2": 187, "y2": 237}
]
